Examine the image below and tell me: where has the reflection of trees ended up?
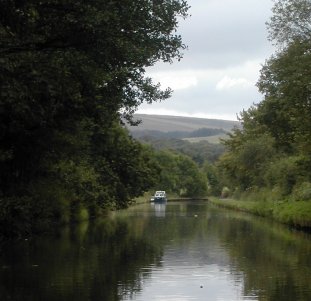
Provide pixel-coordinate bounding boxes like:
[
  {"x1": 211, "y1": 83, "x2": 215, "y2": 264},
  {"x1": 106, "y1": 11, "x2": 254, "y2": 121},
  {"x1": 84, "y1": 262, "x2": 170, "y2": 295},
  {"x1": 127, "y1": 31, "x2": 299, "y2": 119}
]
[
  {"x1": 0, "y1": 217, "x2": 163, "y2": 301},
  {"x1": 0, "y1": 202, "x2": 216, "y2": 301},
  {"x1": 0, "y1": 203, "x2": 310, "y2": 301},
  {"x1": 211, "y1": 211, "x2": 311, "y2": 301}
]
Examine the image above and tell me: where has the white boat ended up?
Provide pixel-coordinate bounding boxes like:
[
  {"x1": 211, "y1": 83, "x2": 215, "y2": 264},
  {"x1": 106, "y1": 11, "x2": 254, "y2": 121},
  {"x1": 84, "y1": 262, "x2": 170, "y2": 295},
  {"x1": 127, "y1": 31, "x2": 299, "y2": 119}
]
[{"x1": 150, "y1": 191, "x2": 167, "y2": 202}]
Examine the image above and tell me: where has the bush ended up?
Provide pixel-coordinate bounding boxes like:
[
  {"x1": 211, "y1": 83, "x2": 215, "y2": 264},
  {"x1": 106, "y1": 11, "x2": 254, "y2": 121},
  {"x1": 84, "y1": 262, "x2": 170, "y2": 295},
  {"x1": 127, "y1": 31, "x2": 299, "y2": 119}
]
[
  {"x1": 291, "y1": 182, "x2": 311, "y2": 201},
  {"x1": 0, "y1": 178, "x2": 75, "y2": 237},
  {"x1": 273, "y1": 201, "x2": 311, "y2": 227},
  {"x1": 264, "y1": 156, "x2": 301, "y2": 195},
  {"x1": 221, "y1": 187, "x2": 231, "y2": 198}
]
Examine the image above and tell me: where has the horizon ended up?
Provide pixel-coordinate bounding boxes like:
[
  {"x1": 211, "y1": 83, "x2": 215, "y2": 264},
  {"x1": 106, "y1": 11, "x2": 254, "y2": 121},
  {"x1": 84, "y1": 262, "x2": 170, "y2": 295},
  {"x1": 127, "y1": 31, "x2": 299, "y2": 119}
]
[{"x1": 134, "y1": 111, "x2": 240, "y2": 122}]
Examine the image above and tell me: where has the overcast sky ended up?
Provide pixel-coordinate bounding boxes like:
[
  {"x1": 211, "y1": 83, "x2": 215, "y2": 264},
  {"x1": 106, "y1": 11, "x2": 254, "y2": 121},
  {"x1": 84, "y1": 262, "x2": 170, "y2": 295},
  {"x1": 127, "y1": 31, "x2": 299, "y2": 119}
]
[{"x1": 137, "y1": 0, "x2": 275, "y2": 121}]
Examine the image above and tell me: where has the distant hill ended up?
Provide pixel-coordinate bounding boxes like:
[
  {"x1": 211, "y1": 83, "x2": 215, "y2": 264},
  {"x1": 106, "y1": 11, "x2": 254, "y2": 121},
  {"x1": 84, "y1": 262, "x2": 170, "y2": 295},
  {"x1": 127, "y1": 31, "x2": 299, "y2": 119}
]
[
  {"x1": 125, "y1": 114, "x2": 237, "y2": 163},
  {"x1": 183, "y1": 134, "x2": 229, "y2": 144},
  {"x1": 128, "y1": 114, "x2": 239, "y2": 132},
  {"x1": 139, "y1": 136, "x2": 225, "y2": 164},
  {"x1": 131, "y1": 127, "x2": 227, "y2": 140},
  {"x1": 127, "y1": 114, "x2": 239, "y2": 144}
]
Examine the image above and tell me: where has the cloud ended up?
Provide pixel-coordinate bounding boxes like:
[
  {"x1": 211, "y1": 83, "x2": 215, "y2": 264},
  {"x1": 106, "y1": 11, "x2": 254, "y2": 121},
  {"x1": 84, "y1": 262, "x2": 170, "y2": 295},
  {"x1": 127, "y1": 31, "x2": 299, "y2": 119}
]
[
  {"x1": 162, "y1": 0, "x2": 274, "y2": 70},
  {"x1": 148, "y1": 71, "x2": 198, "y2": 90},
  {"x1": 216, "y1": 76, "x2": 252, "y2": 90},
  {"x1": 139, "y1": 0, "x2": 275, "y2": 120}
]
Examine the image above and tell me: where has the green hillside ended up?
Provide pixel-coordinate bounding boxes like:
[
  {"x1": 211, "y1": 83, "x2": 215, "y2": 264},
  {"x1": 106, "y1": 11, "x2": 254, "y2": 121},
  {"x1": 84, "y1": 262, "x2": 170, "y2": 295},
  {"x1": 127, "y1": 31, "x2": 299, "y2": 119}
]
[
  {"x1": 129, "y1": 114, "x2": 240, "y2": 132},
  {"x1": 183, "y1": 133, "x2": 228, "y2": 144},
  {"x1": 126, "y1": 114, "x2": 234, "y2": 164}
]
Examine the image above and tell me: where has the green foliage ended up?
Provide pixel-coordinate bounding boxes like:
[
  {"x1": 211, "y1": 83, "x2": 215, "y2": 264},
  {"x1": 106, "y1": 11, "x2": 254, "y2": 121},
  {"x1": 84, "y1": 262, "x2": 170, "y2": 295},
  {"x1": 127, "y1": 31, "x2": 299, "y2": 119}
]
[
  {"x1": 176, "y1": 155, "x2": 207, "y2": 197},
  {"x1": 202, "y1": 162, "x2": 221, "y2": 196},
  {"x1": 151, "y1": 150, "x2": 207, "y2": 198},
  {"x1": 263, "y1": 156, "x2": 302, "y2": 195},
  {"x1": 210, "y1": 196, "x2": 311, "y2": 228},
  {"x1": 218, "y1": 132, "x2": 277, "y2": 191},
  {"x1": 138, "y1": 136, "x2": 225, "y2": 165},
  {"x1": 267, "y1": 0, "x2": 311, "y2": 46},
  {"x1": 274, "y1": 201, "x2": 311, "y2": 227},
  {"x1": 221, "y1": 187, "x2": 231, "y2": 198},
  {"x1": 291, "y1": 182, "x2": 311, "y2": 202},
  {"x1": 152, "y1": 150, "x2": 180, "y2": 193},
  {"x1": 257, "y1": 40, "x2": 311, "y2": 154},
  {"x1": 132, "y1": 127, "x2": 226, "y2": 140},
  {"x1": 214, "y1": 1, "x2": 311, "y2": 205},
  {"x1": 212, "y1": 177, "x2": 311, "y2": 227},
  {"x1": 0, "y1": 1, "x2": 190, "y2": 236}
]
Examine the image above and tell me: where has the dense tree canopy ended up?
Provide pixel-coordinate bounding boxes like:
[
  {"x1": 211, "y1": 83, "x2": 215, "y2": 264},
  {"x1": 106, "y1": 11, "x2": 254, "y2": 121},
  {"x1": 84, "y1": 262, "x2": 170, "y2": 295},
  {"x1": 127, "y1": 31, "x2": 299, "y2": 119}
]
[
  {"x1": 257, "y1": 40, "x2": 311, "y2": 155},
  {"x1": 151, "y1": 149, "x2": 207, "y2": 197},
  {"x1": 137, "y1": 136, "x2": 225, "y2": 165},
  {"x1": 216, "y1": 0, "x2": 311, "y2": 200},
  {"x1": 0, "y1": 0, "x2": 190, "y2": 235}
]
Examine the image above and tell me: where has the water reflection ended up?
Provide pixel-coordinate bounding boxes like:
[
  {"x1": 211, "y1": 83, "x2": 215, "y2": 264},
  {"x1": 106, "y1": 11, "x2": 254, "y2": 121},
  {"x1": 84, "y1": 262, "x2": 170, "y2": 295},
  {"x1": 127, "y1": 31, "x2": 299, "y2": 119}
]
[
  {"x1": 0, "y1": 202, "x2": 310, "y2": 301},
  {"x1": 151, "y1": 202, "x2": 166, "y2": 218}
]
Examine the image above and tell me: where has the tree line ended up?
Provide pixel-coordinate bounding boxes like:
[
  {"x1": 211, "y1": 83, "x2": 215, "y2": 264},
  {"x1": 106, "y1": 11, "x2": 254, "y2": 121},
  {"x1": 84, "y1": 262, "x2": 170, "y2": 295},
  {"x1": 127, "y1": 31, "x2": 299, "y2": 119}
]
[
  {"x1": 131, "y1": 127, "x2": 227, "y2": 139},
  {"x1": 214, "y1": 0, "x2": 311, "y2": 204},
  {"x1": 0, "y1": 0, "x2": 191, "y2": 236},
  {"x1": 2, "y1": 0, "x2": 309, "y2": 236}
]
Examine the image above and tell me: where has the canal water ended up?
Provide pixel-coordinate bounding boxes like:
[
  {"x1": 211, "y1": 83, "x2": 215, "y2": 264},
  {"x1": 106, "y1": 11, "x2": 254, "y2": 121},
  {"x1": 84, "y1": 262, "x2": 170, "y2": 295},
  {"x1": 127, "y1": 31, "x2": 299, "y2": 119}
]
[{"x1": 0, "y1": 201, "x2": 310, "y2": 301}]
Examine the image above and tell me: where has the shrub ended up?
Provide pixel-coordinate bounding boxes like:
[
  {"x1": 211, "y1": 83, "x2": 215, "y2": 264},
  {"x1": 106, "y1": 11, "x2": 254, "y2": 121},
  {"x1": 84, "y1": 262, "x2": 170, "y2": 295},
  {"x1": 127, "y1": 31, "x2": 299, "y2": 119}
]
[
  {"x1": 264, "y1": 156, "x2": 301, "y2": 195},
  {"x1": 291, "y1": 182, "x2": 311, "y2": 201},
  {"x1": 221, "y1": 186, "x2": 231, "y2": 198}
]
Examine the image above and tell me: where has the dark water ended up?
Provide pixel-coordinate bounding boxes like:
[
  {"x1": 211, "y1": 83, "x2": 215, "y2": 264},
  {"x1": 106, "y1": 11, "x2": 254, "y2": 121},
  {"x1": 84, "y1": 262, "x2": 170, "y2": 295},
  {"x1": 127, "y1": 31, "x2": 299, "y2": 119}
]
[{"x1": 0, "y1": 201, "x2": 311, "y2": 301}]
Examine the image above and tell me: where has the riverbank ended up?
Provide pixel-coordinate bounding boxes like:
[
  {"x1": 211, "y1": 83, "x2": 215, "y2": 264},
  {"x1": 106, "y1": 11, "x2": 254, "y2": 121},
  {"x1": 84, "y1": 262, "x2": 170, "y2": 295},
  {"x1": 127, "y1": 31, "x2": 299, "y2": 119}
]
[{"x1": 209, "y1": 197, "x2": 311, "y2": 229}]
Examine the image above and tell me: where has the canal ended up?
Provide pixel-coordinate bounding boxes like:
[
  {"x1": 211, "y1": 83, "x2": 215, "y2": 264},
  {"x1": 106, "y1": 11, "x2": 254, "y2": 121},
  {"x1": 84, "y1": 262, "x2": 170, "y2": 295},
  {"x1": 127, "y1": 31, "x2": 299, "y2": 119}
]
[{"x1": 0, "y1": 201, "x2": 310, "y2": 301}]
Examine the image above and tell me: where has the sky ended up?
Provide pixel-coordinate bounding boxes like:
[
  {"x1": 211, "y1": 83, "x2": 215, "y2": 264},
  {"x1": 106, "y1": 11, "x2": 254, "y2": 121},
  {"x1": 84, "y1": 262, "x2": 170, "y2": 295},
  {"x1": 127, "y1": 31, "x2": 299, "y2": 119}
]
[{"x1": 137, "y1": 0, "x2": 275, "y2": 121}]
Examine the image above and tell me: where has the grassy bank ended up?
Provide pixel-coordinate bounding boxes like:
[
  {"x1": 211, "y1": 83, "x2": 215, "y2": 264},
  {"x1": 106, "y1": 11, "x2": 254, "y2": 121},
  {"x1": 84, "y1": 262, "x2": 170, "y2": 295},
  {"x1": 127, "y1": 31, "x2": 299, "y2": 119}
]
[{"x1": 209, "y1": 197, "x2": 311, "y2": 229}]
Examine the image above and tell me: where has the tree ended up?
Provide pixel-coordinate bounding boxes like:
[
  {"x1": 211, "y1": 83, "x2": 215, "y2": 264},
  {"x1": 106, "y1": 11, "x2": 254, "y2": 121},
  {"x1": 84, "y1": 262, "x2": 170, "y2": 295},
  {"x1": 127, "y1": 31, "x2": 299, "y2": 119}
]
[
  {"x1": 153, "y1": 150, "x2": 180, "y2": 194},
  {"x1": 216, "y1": 0, "x2": 311, "y2": 197},
  {"x1": 267, "y1": 0, "x2": 311, "y2": 47},
  {"x1": 257, "y1": 40, "x2": 311, "y2": 156},
  {"x1": 0, "y1": 0, "x2": 189, "y2": 188},
  {"x1": 203, "y1": 162, "x2": 221, "y2": 196},
  {"x1": 0, "y1": 1, "x2": 190, "y2": 234},
  {"x1": 151, "y1": 150, "x2": 207, "y2": 197},
  {"x1": 0, "y1": 0, "x2": 189, "y2": 191},
  {"x1": 257, "y1": 0, "x2": 311, "y2": 174},
  {"x1": 218, "y1": 128, "x2": 277, "y2": 191},
  {"x1": 176, "y1": 154, "x2": 207, "y2": 197}
]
